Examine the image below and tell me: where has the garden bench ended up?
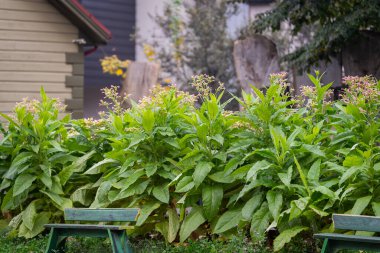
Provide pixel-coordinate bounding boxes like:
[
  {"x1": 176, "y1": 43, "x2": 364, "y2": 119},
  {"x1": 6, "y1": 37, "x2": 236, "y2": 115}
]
[
  {"x1": 315, "y1": 214, "x2": 380, "y2": 253},
  {"x1": 44, "y1": 208, "x2": 140, "y2": 253}
]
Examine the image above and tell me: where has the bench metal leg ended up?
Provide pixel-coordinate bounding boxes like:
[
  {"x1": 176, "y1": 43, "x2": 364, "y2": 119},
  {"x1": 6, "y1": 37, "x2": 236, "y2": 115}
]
[
  {"x1": 45, "y1": 228, "x2": 67, "y2": 253},
  {"x1": 108, "y1": 229, "x2": 133, "y2": 253}
]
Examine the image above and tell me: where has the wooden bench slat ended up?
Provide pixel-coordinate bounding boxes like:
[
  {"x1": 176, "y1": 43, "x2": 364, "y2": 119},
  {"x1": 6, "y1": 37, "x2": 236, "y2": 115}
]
[
  {"x1": 333, "y1": 214, "x2": 380, "y2": 232},
  {"x1": 64, "y1": 208, "x2": 140, "y2": 222},
  {"x1": 315, "y1": 233, "x2": 380, "y2": 243},
  {"x1": 44, "y1": 224, "x2": 134, "y2": 230}
]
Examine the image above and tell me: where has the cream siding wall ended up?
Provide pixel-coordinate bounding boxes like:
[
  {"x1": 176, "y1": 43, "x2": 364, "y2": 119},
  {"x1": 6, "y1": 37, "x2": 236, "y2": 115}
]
[{"x1": 0, "y1": 0, "x2": 81, "y2": 118}]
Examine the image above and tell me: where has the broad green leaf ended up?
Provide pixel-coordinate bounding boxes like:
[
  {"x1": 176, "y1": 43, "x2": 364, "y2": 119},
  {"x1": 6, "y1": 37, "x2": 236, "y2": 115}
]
[
  {"x1": 247, "y1": 160, "x2": 271, "y2": 181},
  {"x1": 176, "y1": 176, "x2": 195, "y2": 193},
  {"x1": 314, "y1": 186, "x2": 336, "y2": 200},
  {"x1": 242, "y1": 193, "x2": 263, "y2": 220},
  {"x1": 278, "y1": 166, "x2": 292, "y2": 187},
  {"x1": 22, "y1": 201, "x2": 38, "y2": 231},
  {"x1": 179, "y1": 207, "x2": 206, "y2": 242},
  {"x1": 13, "y1": 174, "x2": 36, "y2": 197},
  {"x1": 19, "y1": 212, "x2": 50, "y2": 239},
  {"x1": 266, "y1": 190, "x2": 283, "y2": 221},
  {"x1": 307, "y1": 159, "x2": 321, "y2": 182},
  {"x1": 372, "y1": 202, "x2": 380, "y2": 216},
  {"x1": 136, "y1": 202, "x2": 161, "y2": 226},
  {"x1": 41, "y1": 190, "x2": 72, "y2": 211},
  {"x1": 152, "y1": 184, "x2": 169, "y2": 204},
  {"x1": 4, "y1": 152, "x2": 33, "y2": 179},
  {"x1": 352, "y1": 195, "x2": 372, "y2": 215},
  {"x1": 84, "y1": 158, "x2": 119, "y2": 175},
  {"x1": 213, "y1": 208, "x2": 242, "y2": 234},
  {"x1": 339, "y1": 166, "x2": 359, "y2": 186},
  {"x1": 208, "y1": 171, "x2": 234, "y2": 184},
  {"x1": 59, "y1": 150, "x2": 96, "y2": 183},
  {"x1": 167, "y1": 208, "x2": 180, "y2": 243},
  {"x1": 39, "y1": 172, "x2": 52, "y2": 189},
  {"x1": 302, "y1": 144, "x2": 325, "y2": 157},
  {"x1": 273, "y1": 226, "x2": 308, "y2": 252},
  {"x1": 193, "y1": 162, "x2": 213, "y2": 188},
  {"x1": 142, "y1": 110, "x2": 155, "y2": 133},
  {"x1": 90, "y1": 181, "x2": 112, "y2": 208},
  {"x1": 202, "y1": 184, "x2": 223, "y2": 220},
  {"x1": 250, "y1": 203, "x2": 270, "y2": 241},
  {"x1": 145, "y1": 163, "x2": 158, "y2": 177}
]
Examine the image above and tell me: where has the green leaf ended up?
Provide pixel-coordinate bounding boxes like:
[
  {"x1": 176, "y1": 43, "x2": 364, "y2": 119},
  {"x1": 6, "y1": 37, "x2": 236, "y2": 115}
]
[
  {"x1": 142, "y1": 110, "x2": 155, "y2": 132},
  {"x1": 179, "y1": 207, "x2": 206, "y2": 242},
  {"x1": 307, "y1": 159, "x2": 321, "y2": 182},
  {"x1": 213, "y1": 208, "x2": 242, "y2": 234},
  {"x1": 145, "y1": 163, "x2": 158, "y2": 177},
  {"x1": 136, "y1": 202, "x2": 161, "y2": 226},
  {"x1": 13, "y1": 174, "x2": 36, "y2": 197},
  {"x1": 167, "y1": 208, "x2": 180, "y2": 243},
  {"x1": 4, "y1": 152, "x2": 33, "y2": 179},
  {"x1": 84, "y1": 158, "x2": 119, "y2": 175},
  {"x1": 339, "y1": 166, "x2": 359, "y2": 186},
  {"x1": 242, "y1": 193, "x2": 263, "y2": 220},
  {"x1": 247, "y1": 160, "x2": 271, "y2": 180},
  {"x1": 59, "y1": 150, "x2": 96, "y2": 184},
  {"x1": 294, "y1": 156, "x2": 311, "y2": 196},
  {"x1": 22, "y1": 201, "x2": 38, "y2": 231},
  {"x1": 352, "y1": 195, "x2": 372, "y2": 215},
  {"x1": 250, "y1": 203, "x2": 270, "y2": 241},
  {"x1": 193, "y1": 162, "x2": 213, "y2": 188},
  {"x1": 302, "y1": 144, "x2": 325, "y2": 157},
  {"x1": 152, "y1": 184, "x2": 170, "y2": 204},
  {"x1": 19, "y1": 212, "x2": 50, "y2": 239},
  {"x1": 90, "y1": 181, "x2": 112, "y2": 208},
  {"x1": 273, "y1": 226, "x2": 308, "y2": 252},
  {"x1": 372, "y1": 202, "x2": 380, "y2": 216},
  {"x1": 266, "y1": 190, "x2": 283, "y2": 221},
  {"x1": 176, "y1": 176, "x2": 195, "y2": 193},
  {"x1": 202, "y1": 184, "x2": 223, "y2": 220}
]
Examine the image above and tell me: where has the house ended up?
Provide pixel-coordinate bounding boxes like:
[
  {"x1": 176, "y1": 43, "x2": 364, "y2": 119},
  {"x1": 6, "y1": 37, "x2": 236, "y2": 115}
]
[{"x1": 0, "y1": 0, "x2": 111, "y2": 118}]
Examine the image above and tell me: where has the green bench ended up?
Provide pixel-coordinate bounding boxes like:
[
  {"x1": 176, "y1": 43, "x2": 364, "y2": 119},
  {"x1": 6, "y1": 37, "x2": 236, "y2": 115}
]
[
  {"x1": 44, "y1": 208, "x2": 140, "y2": 253},
  {"x1": 315, "y1": 214, "x2": 380, "y2": 253}
]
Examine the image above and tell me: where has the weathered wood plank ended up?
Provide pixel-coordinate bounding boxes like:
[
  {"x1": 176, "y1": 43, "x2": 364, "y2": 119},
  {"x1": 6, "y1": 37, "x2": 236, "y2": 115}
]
[
  {"x1": 0, "y1": 9, "x2": 70, "y2": 24},
  {"x1": 0, "y1": 20, "x2": 78, "y2": 33},
  {"x1": 0, "y1": 83, "x2": 70, "y2": 93},
  {"x1": 0, "y1": 72, "x2": 66, "y2": 82},
  {"x1": 0, "y1": 51, "x2": 65, "y2": 63},
  {"x1": 44, "y1": 224, "x2": 130, "y2": 230},
  {"x1": 0, "y1": 41, "x2": 78, "y2": 53},
  {"x1": 0, "y1": 62, "x2": 72, "y2": 73},
  {"x1": 0, "y1": 92, "x2": 71, "y2": 102},
  {"x1": 315, "y1": 233, "x2": 380, "y2": 243},
  {"x1": 0, "y1": 30, "x2": 77, "y2": 43},
  {"x1": 333, "y1": 214, "x2": 380, "y2": 232},
  {"x1": 1, "y1": 0, "x2": 57, "y2": 13},
  {"x1": 64, "y1": 208, "x2": 140, "y2": 222}
]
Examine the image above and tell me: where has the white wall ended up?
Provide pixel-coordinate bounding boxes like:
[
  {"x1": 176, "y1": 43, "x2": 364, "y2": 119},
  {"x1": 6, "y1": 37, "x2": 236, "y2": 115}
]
[
  {"x1": 135, "y1": 0, "x2": 168, "y2": 61},
  {"x1": 135, "y1": 1, "x2": 273, "y2": 61}
]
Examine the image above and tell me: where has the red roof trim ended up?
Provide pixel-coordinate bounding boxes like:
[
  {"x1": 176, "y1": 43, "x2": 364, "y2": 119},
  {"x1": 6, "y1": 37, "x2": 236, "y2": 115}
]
[{"x1": 70, "y1": 0, "x2": 112, "y2": 40}]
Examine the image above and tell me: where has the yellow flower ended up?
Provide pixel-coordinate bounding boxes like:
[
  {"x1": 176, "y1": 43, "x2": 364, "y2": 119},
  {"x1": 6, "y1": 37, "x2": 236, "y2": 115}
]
[
  {"x1": 116, "y1": 69, "x2": 123, "y2": 76},
  {"x1": 163, "y1": 78, "x2": 172, "y2": 83}
]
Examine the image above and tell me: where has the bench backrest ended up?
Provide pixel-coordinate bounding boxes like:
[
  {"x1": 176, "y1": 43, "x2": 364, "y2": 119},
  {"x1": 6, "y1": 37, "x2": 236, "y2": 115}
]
[
  {"x1": 64, "y1": 208, "x2": 140, "y2": 222},
  {"x1": 333, "y1": 214, "x2": 380, "y2": 232}
]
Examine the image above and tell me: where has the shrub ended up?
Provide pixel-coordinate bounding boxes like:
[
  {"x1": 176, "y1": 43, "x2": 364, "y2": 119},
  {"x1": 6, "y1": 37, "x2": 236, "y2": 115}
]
[{"x1": 0, "y1": 74, "x2": 379, "y2": 252}]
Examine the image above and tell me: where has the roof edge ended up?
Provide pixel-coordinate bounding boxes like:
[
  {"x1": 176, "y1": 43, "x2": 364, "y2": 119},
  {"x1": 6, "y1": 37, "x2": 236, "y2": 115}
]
[{"x1": 48, "y1": 0, "x2": 112, "y2": 45}]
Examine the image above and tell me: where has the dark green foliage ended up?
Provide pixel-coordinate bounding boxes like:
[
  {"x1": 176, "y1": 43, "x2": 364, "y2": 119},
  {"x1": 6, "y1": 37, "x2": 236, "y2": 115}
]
[{"x1": 250, "y1": 0, "x2": 380, "y2": 69}]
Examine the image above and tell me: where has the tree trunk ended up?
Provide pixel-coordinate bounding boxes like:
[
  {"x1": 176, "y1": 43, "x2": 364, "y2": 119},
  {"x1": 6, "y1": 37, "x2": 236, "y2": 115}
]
[{"x1": 120, "y1": 62, "x2": 160, "y2": 103}]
